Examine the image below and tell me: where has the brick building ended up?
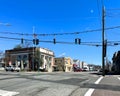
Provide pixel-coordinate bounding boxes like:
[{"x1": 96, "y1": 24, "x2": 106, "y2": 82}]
[
  {"x1": 54, "y1": 57, "x2": 73, "y2": 72},
  {"x1": 5, "y1": 47, "x2": 54, "y2": 72},
  {"x1": 112, "y1": 51, "x2": 120, "y2": 73}
]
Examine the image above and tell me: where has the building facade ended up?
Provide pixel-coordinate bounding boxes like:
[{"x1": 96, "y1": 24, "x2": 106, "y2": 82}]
[
  {"x1": 73, "y1": 59, "x2": 80, "y2": 68},
  {"x1": 81, "y1": 61, "x2": 89, "y2": 71},
  {"x1": 54, "y1": 57, "x2": 73, "y2": 72},
  {"x1": 112, "y1": 51, "x2": 120, "y2": 73},
  {"x1": 5, "y1": 47, "x2": 54, "y2": 72}
]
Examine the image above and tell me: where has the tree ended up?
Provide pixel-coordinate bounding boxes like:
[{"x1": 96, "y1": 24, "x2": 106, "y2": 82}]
[
  {"x1": 14, "y1": 44, "x2": 22, "y2": 49},
  {"x1": 34, "y1": 48, "x2": 43, "y2": 71},
  {"x1": 23, "y1": 41, "x2": 33, "y2": 48},
  {"x1": 14, "y1": 41, "x2": 33, "y2": 49}
]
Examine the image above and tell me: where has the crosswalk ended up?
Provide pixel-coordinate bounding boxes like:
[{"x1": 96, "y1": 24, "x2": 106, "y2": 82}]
[
  {"x1": 118, "y1": 77, "x2": 120, "y2": 80},
  {"x1": 84, "y1": 76, "x2": 103, "y2": 96},
  {"x1": 0, "y1": 89, "x2": 19, "y2": 96}
]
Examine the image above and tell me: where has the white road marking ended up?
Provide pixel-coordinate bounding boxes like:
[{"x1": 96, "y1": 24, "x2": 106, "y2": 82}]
[
  {"x1": 0, "y1": 89, "x2": 19, "y2": 96},
  {"x1": 84, "y1": 76, "x2": 103, "y2": 96},
  {"x1": 84, "y1": 88, "x2": 94, "y2": 96},
  {"x1": 118, "y1": 77, "x2": 120, "y2": 80},
  {"x1": 95, "y1": 76, "x2": 103, "y2": 84}
]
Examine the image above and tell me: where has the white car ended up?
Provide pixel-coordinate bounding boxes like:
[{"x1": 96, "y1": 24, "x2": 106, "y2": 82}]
[
  {"x1": 14, "y1": 67, "x2": 20, "y2": 72},
  {"x1": 5, "y1": 66, "x2": 20, "y2": 72}
]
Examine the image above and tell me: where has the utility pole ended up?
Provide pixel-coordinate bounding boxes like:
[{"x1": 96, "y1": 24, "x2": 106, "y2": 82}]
[
  {"x1": 32, "y1": 26, "x2": 35, "y2": 71},
  {"x1": 102, "y1": 6, "x2": 105, "y2": 76}
]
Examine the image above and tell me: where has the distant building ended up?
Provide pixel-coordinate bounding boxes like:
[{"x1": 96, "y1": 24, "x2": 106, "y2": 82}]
[
  {"x1": 112, "y1": 51, "x2": 120, "y2": 73},
  {"x1": 54, "y1": 57, "x2": 73, "y2": 72},
  {"x1": 0, "y1": 57, "x2": 5, "y2": 70},
  {"x1": 80, "y1": 61, "x2": 89, "y2": 70},
  {"x1": 88, "y1": 64, "x2": 101, "y2": 71},
  {"x1": 73, "y1": 59, "x2": 80, "y2": 68},
  {"x1": 0, "y1": 52, "x2": 5, "y2": 70},
  {"x1": 5, "y1": 47, "x2": 54, "y2": 72}
]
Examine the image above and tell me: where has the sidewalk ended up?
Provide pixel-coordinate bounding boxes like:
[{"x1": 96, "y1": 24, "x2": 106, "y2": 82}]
[
  {"x1": 92, "y1": 76, "x2": 120, "y2": 96},
  {"x1": 92, "y1": 89, "x2": 120, "y2": 96}
]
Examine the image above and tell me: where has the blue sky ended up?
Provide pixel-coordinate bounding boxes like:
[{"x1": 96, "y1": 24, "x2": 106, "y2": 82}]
[{"x1": 0, "y1": 0, "x2": 120, "y2": 65}]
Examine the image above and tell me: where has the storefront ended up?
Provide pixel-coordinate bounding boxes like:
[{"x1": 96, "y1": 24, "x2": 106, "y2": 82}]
[{"x1": 5, "y1": 47, "x2": 54, "y2": 72}]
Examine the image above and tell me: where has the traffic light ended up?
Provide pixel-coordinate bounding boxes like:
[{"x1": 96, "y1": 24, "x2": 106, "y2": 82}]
[
  {"x1": 78, "y1": 38, "x2": 81, "y2": 44},
  {"x1": 75, "y1": 38, "x2": 81, "y2": 44},
  {"x1": 21, "y1": 38, "x2": 24, "y2": 44},
  {"x1": 75, "y1": 38, "x2": 77, "y2": 44},
  {"x1": 33, "y1": 39, "x2": 39, "y2": 45},
  {"x1": 53, "y1": 38, "x2": 56, "y2": 44},
  {"x1": 36, "y1": 39, "x2": 39, "y2": 45},
  {"x1": 33, "y1": 39, "x2": 36, "y2": 45}
]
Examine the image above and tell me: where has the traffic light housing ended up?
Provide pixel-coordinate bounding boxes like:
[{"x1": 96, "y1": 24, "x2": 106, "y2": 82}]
[
  {"x1": 53, "y1": 38, "x2": 56, "y2": 44},
  {"x1": 33, "y1": 39, "x2": 39, "y2": 45},
  {"x1": 33, "y1": 39, "x2": 36, "y2": 45},
  {"x1": 21, "y1": 38, "x2": 24, "y2": 44},
  {"x1": 75, "y1": 38, "x2": 81, "y2": 44},
  {"x1": 36, "y1": 39, "x2": 39, "y2": 45},
  {"x1": 78, "y1": 38, "x2": 81, "y2": 44},
  {"x1": 75, "y1": 38, "x2": 77, "y2": 44}
]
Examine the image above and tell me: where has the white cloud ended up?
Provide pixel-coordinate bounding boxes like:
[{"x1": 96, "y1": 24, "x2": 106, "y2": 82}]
[{"x1": 58, "y1": 52, "x2": 66, "y2": 57}]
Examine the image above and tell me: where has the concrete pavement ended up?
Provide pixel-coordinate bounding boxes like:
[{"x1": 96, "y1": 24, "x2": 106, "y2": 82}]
[
  {"x1": 0, "y1": 71, "x2": 98, "y2": 96},
  {"x1": 0, "y1": 71, "x2": 120, "y2": 96},
  {"x1": 92, "y1": 75, "x2": 120, "y2": 96}
]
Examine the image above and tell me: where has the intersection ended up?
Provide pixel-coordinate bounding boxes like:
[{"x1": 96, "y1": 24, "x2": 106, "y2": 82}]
[{"x1": 0, "y1": 71, "x2": 120, "y2": 96}]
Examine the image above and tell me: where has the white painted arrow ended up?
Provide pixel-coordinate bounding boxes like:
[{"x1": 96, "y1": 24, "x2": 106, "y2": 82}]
[{"x1": 0, "y1": 89, "x2": 19, "y2": 96}]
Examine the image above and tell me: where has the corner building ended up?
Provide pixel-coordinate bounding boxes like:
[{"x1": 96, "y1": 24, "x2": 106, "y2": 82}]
[{"x1": 5, "y1": 47, "x2": 54, "y2": 72}]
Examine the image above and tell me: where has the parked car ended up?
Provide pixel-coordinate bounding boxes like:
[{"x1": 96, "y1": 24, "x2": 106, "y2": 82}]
[
  {"x1": 82, "y1": 67, "x2": 89, "y2": 71},
  {"x1": 98, "y1": 68, "x2": 109, "y2": 74},
  {"x1": 5, "y1": 66, "x2": 20, "y2": 72},
  {"x1": 14, "y1": 67, "x2": 20, "y2": 72},
  {"x1": 39, "y1": 67, "x2": 46, "y2": 72},
  {"x1": 73, "y1": 64, "x2": 82, "y2": 72},
  {"x1": 74, "y1": 67, "x2": 82, "y2": 72}
]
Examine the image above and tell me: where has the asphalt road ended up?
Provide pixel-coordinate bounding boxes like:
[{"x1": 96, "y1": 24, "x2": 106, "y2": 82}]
[{"x1": 0, "y1": 71, "x2": 120, "y2": 96}]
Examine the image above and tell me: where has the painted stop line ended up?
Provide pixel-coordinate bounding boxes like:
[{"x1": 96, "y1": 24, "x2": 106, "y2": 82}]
[{"x1": 0, "y1": 89, "x2": 19, "y2": 96}]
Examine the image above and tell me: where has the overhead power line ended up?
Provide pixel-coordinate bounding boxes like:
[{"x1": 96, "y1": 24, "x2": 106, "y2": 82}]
[
  {"x1": 0, "y1": 25, "x2": 120, "y2": 36},
  {"x1": 0, "y1": 36, "x2": 120, "y2": 46},
  {"x1": 107, "y1": 8, "x2": 120, "y2": 10}
]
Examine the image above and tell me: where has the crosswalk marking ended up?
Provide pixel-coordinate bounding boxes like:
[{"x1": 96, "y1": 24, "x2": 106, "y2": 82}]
[
  {"x1": 84, "y1": 88, "x2": 94, "y2": 96},
  {"x1": 0, "y1": 89, "x2": 19, "y2": 96},
  {"x1": 95, "y1": 76, "x2": 103, "y2": 84},
  {"x1": 118, "y1": 77, "x2": 120, "y2": 80},
  {"x1": 84, "y1": 76, "x2": 103, "y2": 96}
]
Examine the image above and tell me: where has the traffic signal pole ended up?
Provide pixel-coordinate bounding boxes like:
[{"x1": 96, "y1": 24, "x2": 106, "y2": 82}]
[{"x1": 102, "y1": 6, "x2": 105, "y2": 76}]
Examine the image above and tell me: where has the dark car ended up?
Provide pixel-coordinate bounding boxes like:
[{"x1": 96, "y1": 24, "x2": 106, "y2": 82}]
[
  {"x1": 98, "y1": 68, "x2": 109, "y2": 74},
  {"x1": 73, "y1": 67, "x2": 82, "y2": 72},
  {"x1": 73, "y1": 64, "x2": 82, "y2": 72}
]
